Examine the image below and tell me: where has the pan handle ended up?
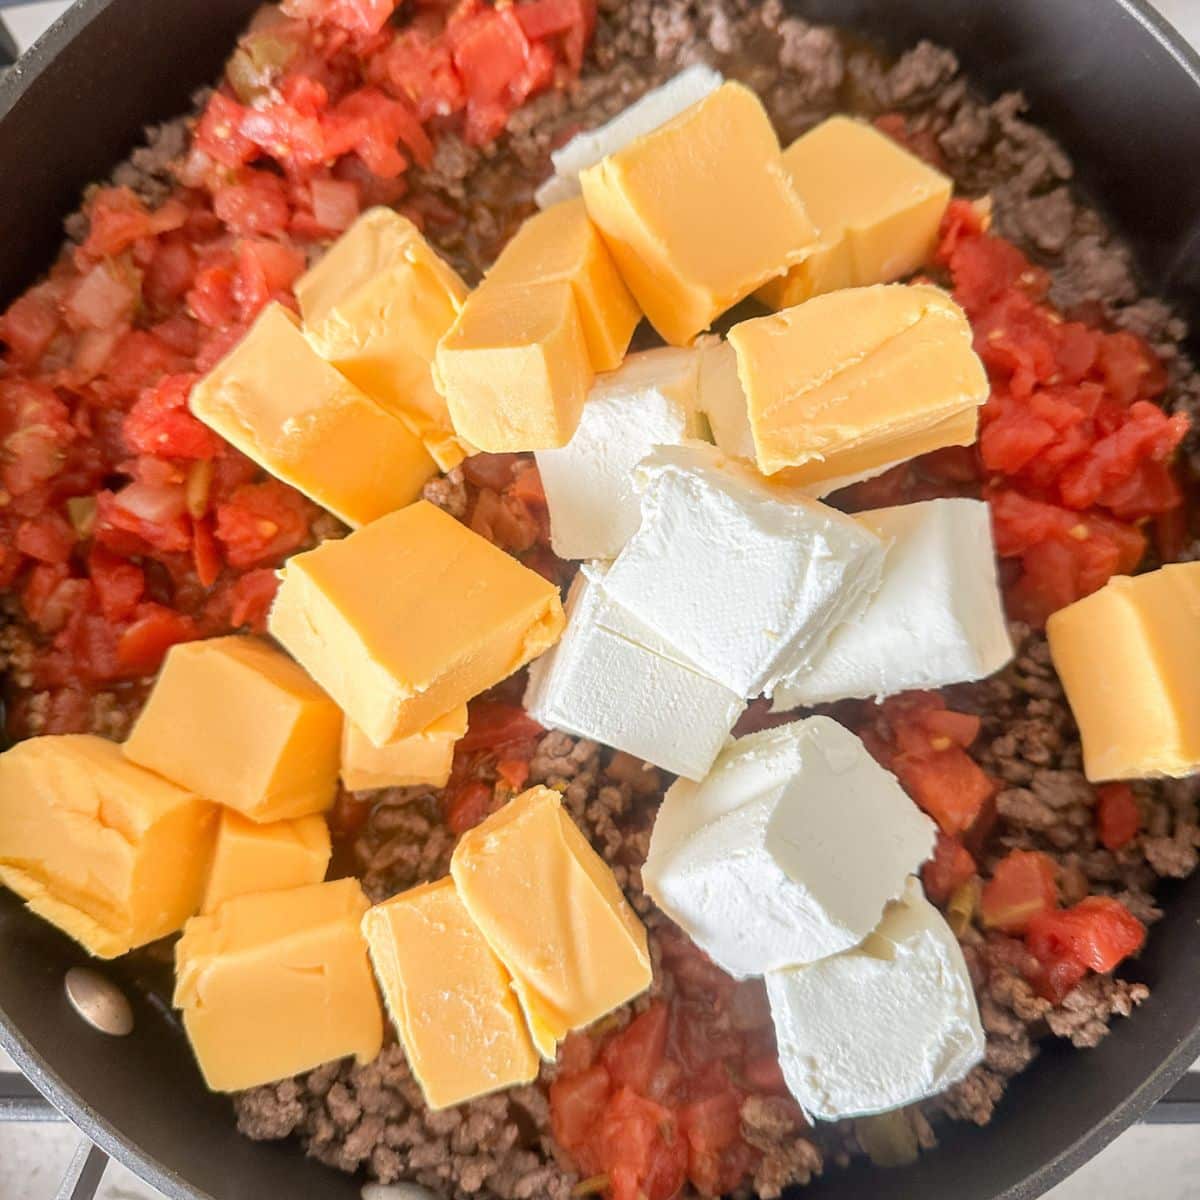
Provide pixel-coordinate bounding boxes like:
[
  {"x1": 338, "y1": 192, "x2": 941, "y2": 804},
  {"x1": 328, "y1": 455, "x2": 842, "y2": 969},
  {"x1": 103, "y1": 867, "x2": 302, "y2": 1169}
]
[{"x1": 0, "y1": 1067, "x2": 1195, "y2": 1198}]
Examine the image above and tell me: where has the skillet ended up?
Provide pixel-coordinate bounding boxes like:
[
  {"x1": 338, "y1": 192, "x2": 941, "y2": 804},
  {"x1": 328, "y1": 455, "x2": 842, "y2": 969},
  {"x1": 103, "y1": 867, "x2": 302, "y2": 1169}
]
[{"x1": 1, "y1": 2, "x2": 1199, "y2": 1198}]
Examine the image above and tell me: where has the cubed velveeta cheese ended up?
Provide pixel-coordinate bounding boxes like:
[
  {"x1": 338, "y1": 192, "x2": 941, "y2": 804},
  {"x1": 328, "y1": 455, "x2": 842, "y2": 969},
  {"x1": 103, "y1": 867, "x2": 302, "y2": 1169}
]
[
  {"x1": 175, "y1": 878, "x2": 383, "y2": 1092},
  {"x1": 434, "y1": 279, "x2": 594, "y2": 452},
  {"x1": 341, "y1": 704, "x2": 469, "y2": 792},
  {"x1": 189, "y1": 302, "x2": 436, "y2": 526},
  {"x1": 201, "y1": 810, "x2": 331, "y2": 913},
  {"x1": 485, "y1": 198, "x2": 641, "y2": 371},
  {"x1": 729, "y1": 283, "x2": 988, "y2": 481},
  {"x1": 363, "y1": 878, "x2": 538, "y2": 1109},
  {"x1": 124, "y1": 636, "x2": 342, "y2": 823},
  {"x1": 579, "y1": 81, "x2": 817, "y2": 346},
  {"x1": 1047, "y1": 563, "x2": 1200, "y2": 781},
  {"x1": 269, "y1": 502, "x2": 565, "y2": 746},
  {"x1": 758, "y1": 116, "x2": 953, "y2": 309},
  {"x1": 0, "y1": 735, "x2": 216, "y2": 958},
  {"x1": 451, "y1": 786, "x2": 652, "y2": 1058},
  {"x1": 297, "y1": 208, "x2": 471, "y2": 471}
]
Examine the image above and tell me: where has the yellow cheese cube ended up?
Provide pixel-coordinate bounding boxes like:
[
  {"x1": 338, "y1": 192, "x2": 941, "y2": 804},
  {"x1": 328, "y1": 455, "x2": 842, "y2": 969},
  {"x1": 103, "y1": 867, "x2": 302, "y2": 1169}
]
[
  {"x1": 1047, "y1": 563, "x2": 1200, "y2": 781},
  {"x1": 485, "y1": 198, "x2": 641, "y2": 371},
  {"x1": 124, "y1": 635, "x2": 342, "y2": 823},
  {"x1": 189, "y1": 302, "x2": 435, "y2": 527},
  {"x1": 363, "y1": 878, "x2": 538, "y2": 1109},
  {"x1": 297, "y1": 208, "x2": 471, "y2": 471},
  {"x1": 175, "y1": 878, "x2": 382, "y2": 1092},
  {"x1": 0, "y1": 735, "x2": 216, "y2": 958},
  {"x1": 434, "y1": 279, "x2": 593, "y2": 452},
  {"x1": 201, "y1": 810, "x2": 330, "y2": 913},
  {"x1": 451, "y1": 786, "x2": 652, "y2": 1058},
  {"x1": 729, "y1": 283, "x2": 987, "y2": 481},
  {"x1": 579, "y1": 81, "x2": 817, "y2": 346},
  {"x1": 269, "y1": 501, "x2": 565, "y2": 746},
  {"x1": 341, "y1": 704, "x2": 468, "y2": 792},
  {"x1": 758, "y1": 116, "x2": 953, "y2": 309}
]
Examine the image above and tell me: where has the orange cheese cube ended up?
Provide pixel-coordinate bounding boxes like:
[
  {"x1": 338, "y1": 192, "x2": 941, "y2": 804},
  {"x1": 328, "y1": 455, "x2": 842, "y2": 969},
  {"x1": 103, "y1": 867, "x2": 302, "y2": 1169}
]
[
  {"x1": 1047, "y1": 563, "x2": 1200, "y2": 781},
  {"x1": 175, "y1": 878, "x2": 382, "y2": 1092},
  {"x1": 296, "y1": 208, "x2": 471, "y2": 471},
  {"x1": 341, "y1": 704, "x2": 468, "y2": 792},
  {"x1": 124, "y1": 636, "x2": 342, "y2": 823},
  {"x1": 363, "y1": 878, "x2": 538, "y2": 1109},
  {"x1": 485, "y1": 198, "x2": 641, "y2": 371},
  {"x1": 758, "y1": 116, "x2": 952, "y2": 309},
  {"x1": 451, "y1": 786, "x2": 652, "y2": 1058},
  {"x1": 728, "y1": 283, "x2": 987, "y2": 481},
  {"x1": 0, "y1": 735, "x2": 216, "y2": 958},
  {"x1": 579, "y1": 82, "x2": 816, "y2": 346},
  {"x1": 434, "y1": 279, "x2": 593, "y2": 451},
  {"x1": 189, "y1": 302, "x2": 435, "y2": 527},
  {"x1": 201, "y1": 810, "x2": 330, "y2": 913},
  {"x1": 269, "y1": 501, "x2": 565, "y2": 746}
]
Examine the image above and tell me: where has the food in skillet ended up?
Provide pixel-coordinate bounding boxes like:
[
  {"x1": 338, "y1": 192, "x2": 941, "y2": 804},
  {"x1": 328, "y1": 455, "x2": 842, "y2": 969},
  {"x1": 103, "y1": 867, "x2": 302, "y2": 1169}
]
[{"x1": 1, "y1": 1, "x2": 1199, "y2": 1198}]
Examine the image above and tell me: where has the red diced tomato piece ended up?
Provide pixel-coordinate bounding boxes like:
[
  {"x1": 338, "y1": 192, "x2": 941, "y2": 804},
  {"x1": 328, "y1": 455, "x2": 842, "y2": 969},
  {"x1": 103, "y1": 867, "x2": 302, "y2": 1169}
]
[
  {"x1": 281, "y1": 0, "x2": 396, "y2": 36},
  {"x1": 195, "y1": 92, "x2": 258, "y2": 168},
  {"x1": 981, "y1": 850, "x2": 1058, "y2": 933},
  {"x1": 123, "y1": 374, "x2": 221, "y2": 460},
  {"x1": 1096, "y1": 783, "x2": 1141, "y2": 851},
  {"x1": 0, "y1": 288, "x2": 60, "y2": 366},
  {"x1": 893, "y1": 748, "x2": 994, "y2": 837},
  {"x1": 444, "y1": 778, "x2": 495, "y2": 835},
  {"x1": 549, "y1": 1063, "x2": 611, "y2": 1155},
  {"x1": 16, "y1": 513, "x2": 76, "y2": 565},
  {"x1": 226, "y1": 567, "x2": 279, "y2": 631},
  {"x1": 116, "y1": 603, "x2": 198, "y2": 676},
  {"x1": 1027, "y1": 895, "x2": 1146, "y2": 988},
  {"x1": 459, "y1": 700, "x2": 545, "y2": 753},
  {"x1": 922, "y1": 833, "x2": 977, "y2": 905},
  {"x1": 89, "y1": 545, "x2": 144, "y2": 622},
  {"x1": 601, "y1": 1003, "x2": 669, "y2": 1094},
  {"x1": 213, "y1": 479, "x2": 314, "y2": 569}
]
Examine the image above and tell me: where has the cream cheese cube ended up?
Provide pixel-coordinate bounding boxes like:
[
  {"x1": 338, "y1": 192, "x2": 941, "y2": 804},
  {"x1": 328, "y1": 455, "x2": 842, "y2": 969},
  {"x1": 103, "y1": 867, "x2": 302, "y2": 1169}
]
[
  {"x1": 773, "y1": 498, "x2": 1013, "y2": 709},
  {"x1": 642, "y1": 718, "x2": 936, "y2": 977},
  {"x1": 535, "y1": 348, "x2": 704, "y2": 561},
  {"x1": 535, "y1": 66, "x2": 725, "y2": 208},
  {"x1": 767, "y1": 876, "x2": 985, "y2": 1121},
  {"x1": 524, "y1": 564, "x2": 744, "y2": 781},
  {"x1": 601, "y1": 443, "x2": 885, "y2": 696}
]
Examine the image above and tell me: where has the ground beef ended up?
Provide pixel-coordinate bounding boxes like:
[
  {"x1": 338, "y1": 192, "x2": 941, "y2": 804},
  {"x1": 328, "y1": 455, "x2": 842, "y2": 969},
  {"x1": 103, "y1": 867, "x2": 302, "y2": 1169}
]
[{"x1": 237, "y1": 1048, "x2": 575, "y2": 1200}]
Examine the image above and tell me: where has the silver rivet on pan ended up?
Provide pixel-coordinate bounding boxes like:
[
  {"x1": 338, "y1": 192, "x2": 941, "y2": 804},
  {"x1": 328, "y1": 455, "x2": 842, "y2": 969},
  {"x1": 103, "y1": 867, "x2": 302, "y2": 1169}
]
[
  {"x1": 362, "y1": 1184, "x2": 438, "y2": 1200},
  {"x1": 64, "y1": 967, "x2": 134, "y2": 1037}
]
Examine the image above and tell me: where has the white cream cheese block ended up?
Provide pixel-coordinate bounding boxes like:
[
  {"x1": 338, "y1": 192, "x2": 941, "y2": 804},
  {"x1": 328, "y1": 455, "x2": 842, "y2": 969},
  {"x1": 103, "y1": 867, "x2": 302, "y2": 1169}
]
[
  {"x1": 642, "y1": 717, "x2": 936, "y2": 977},
  {"x1": 772, "y1": 497, "x2": 1014, "y2": 709},
  {"x1": 767, "y1": 876, "x2": 985, "y2": 1121},
  {"x1": 535, "y1": 347, "x2": 704, "y2": 561},
  {"x1": 524, "y1": 563, "x2": 744, "y2": 781},
  {"x1": 601, "y1": 442, "x2": 886, "y2": 696},
  {"x1": 535, "y1": 65, "x2": 725, "y2": 208}
]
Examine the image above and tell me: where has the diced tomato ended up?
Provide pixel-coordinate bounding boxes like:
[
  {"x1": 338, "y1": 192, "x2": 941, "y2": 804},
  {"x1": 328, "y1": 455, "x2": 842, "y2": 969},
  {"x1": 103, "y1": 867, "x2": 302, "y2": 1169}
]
[
  {"x1": 116, "y1": 603, "x2": 199, "y2": 676},
  {"x1": 213, "y1": 169, "x2": 292, "y2": 238},
  {"x1": 214, "y1": 479, "x2": 316, "y2": 568},
  {"x1": 1026, "y1": 896, "x2": 1146, "y2": 1001},
  {"x1": 981, "y1": 850, "x2": 1058, "y2": 933},
  {"x1": 894, "y1": 750, "x2": 994, "y2": 837},
  {"x1": 123, "y1": 374, "x2": 222, "y2": 460},
  {"x1": 923, "y1": 833, "x2": 977, "y2": 905},
  {"x1": 681, "y1": 1089, "x2": 745, "y2": 1197},
  {"x1": 195, "y1": 92, "x2": 258, "y2": 169},
  {"x1": 191, "y1": 515, "x2": 222, "y2": 588},
  {"x1": 89, "y1": 545, "x2": 144, "y2": 622},
  {"x1": 459, "y1": 700, "x2": 544, "y2": 754},
  {"x1": 226, "y1": 567, "x2": 279, "y2": 631},
  {"x1": 0, "y1": 288, "x2": 60, "y2": 366},
  {"x1": 601, "y1": 1003, "x2": 670, "y2": 1094},
  {"x1": 281, "y1": 0, "x2": 396, "y2": 37},
  {"x1": 549, "y1": 1063, "x2": 611, "y2": 1155},
  {"x1": 1096, "y1": 783, "x2": 1141, "y2": 851},
  {"x1": 444, "y1": 778, "x2": 495, "y2": 835},
  {"x1": 16, "y1": 512, "x2": 76, "y2": 565},
  {"x1": 495, "y1": 757, "x2": 530, "y2": 790}
]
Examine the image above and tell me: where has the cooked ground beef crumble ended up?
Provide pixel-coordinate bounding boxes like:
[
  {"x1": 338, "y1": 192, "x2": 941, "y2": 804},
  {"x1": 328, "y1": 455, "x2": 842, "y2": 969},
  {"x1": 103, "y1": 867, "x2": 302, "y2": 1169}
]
[{"x1": 3, "y1": 0, "x2": 1198, "y2": 1197}]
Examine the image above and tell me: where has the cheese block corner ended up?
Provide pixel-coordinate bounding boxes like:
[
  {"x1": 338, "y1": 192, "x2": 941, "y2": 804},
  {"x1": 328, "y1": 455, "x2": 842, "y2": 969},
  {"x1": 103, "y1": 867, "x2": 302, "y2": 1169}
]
[{"x1": 269, "y1": 502, "x2": 565, "y2": 746}]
